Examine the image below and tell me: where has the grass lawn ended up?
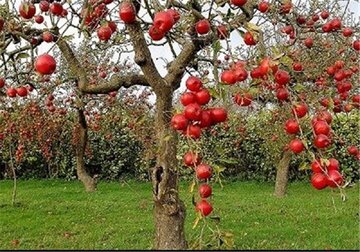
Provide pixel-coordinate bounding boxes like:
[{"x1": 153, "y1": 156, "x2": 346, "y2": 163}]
[{"x1": 0, "y1": 180, "x2": 359, "y2": 250}]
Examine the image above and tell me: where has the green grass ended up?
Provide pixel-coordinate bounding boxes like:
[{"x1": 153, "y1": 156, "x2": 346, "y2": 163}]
[{"x1": 0, "y1": 180, "x2": 358, "y2": 250}]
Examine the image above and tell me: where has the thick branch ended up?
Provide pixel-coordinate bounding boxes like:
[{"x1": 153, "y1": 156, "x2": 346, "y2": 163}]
[
  {"x1": 85, "y1": 74, "x2": 149, "y2": 94},
  {"x1": 126, "y1": 15, "x2": 164, "y2": 91}
]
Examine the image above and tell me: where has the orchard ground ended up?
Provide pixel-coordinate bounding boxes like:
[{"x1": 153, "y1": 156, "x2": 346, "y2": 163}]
[{"x1": 0, "y1": 180, "x2": 358, "y2": 250}]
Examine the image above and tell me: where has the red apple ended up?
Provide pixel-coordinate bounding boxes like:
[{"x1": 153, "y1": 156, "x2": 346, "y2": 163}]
[
  {"x1": 195, "y1": 19, "x2": 211, "y2": 35},
  {"x1": 35, "y1": 54, "x2": 56, "y2": 75}
]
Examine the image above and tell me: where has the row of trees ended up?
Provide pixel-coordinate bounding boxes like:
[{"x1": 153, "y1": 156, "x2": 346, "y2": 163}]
[{"x1": 1, "y1": 0, "x2": 359, "y2": 249}]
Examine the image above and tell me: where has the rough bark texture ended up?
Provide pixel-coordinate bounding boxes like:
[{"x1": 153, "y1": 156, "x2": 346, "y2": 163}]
[
  {"x1": 152, "y1": 89, "x2": 187, "y2": 249},
  {"x1": 76, "y1": 109, "x2": 96, "y2": 192},
  {"x1": 274, "y1": 151, "x2": 292, "y2": 198}
]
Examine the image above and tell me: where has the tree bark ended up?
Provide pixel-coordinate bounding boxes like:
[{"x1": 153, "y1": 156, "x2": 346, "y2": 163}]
[
  {"x1": 152, "y1": 89, "x2": 187, "y2": 249},
  {"x1": 76, "y1": 109, "x2": 96, "y2": 192},
  {"x1": 274, "y1": 151, "x2": 292, "y2": 198}
]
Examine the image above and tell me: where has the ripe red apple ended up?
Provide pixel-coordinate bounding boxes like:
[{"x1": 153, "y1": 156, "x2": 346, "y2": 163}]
[
  {"x1": 19, "y1": 2, "x2": 36, "y2": 19},
  {"x1": 292, "y1": 103, "x2": 308, "y2": 118},
  {"x1": 42, "y1": 31, "x2": 54, "y2": 42},
  {"x1": 314, "y1": 134, "x2": 331, "y2": 149},
  {"x1": 35, "y1": 54, "x2": 56, "y2": 75},
  {"x1": 243, "y1": 32, "x2": 257, "y2": 45},
  {"x1": 352, "y1": 94, "x2": 360, "y2": 107},
  {"x1": 195, "y1": 89, "x2": 211, "y2": 105},
  {"x1": 185, "y1": 103, "x2": 202, "y2": 120},
  {"x1": 39, "y1": 1, "x2": 50, "y2": 12},
  {"x1": 167, "y1": 9, "x2": 180, "y2": 23},
  {"x1": 231, "y1": 0, "x2": 247, "y2": 7},
  {"x1": 297, "y1": 15, "x2": 306, "y2": 24},
  {"x1": 289, "y1": 138, "x2": 305, "y2": 154},
  {"x1": 221, "y1": 70, "x2": 237, "y2": 85},
  {"x1": 353, "y1": 40, "x2": 360, "y2": 51},
  {"x1": 186, "y1": 124, "x2": 202, "y2": 139},
  {"x1": 311, "y1": 173, "x2": 328, "y2": 190},
  {"x1": 275, "y1": 69, "x2": 290, "y2": 85},
  {"x1": 327, "y1": 158, "x2": 339, "y2": 171},
  {"x1": 316, "y1": 111, "x2": 332, "y2": 124},
  {"x1": 327, "y1": 170, "x2": 343, "y2": 188},
  {"x1": 154, "y1": 11, "x2": 174, "y2": 33},
  {"x1": 199, "y1": 184, "x2": 212, "y2": 198},
  {"x1": 61, "y1": 8, "x2": 68, "y2": 17},
  {"x1": 311, "y1": 160, "x2": 324, "y2": 173},
  {"x1": 180, "y1": 92, "x2": 196, "y2": 106},
  {"x1": 210, "y1": 108, "x2": 227, "y2": 124},
  {"x1": 330, "y1": 18, "x2": 342, "y2": 31},
  {"x1": 293, "y1": 63, "x2": 303, "y2": 72},
  {"x1": 195, "y1": 19, "x2": 211, "y2": 35},
  {"x1": 233, "y1": 67, "x2": 248, "y2": 81},
  {"x1": 97, "y1": 26, "x2": 112, "y2": 41},
  {"x1": 16, "y1": 87, "x2": 28, "y2": 97},
  {"x1": 50, "y1": 3, "x2": 63, "y2": 16},
  {"x1": 171, "y1": 114, "x2": 189, "y2": 130},
  {"x1": 342, "y1": 27, "x2": 353, "y2": 37},
  {"x1": 7, "y1": 87, "x2": 17, "y2": 97},
  {"x1": 183, "y1": 152, "x2": 201, "y2": 167},
  {"x1": 199, "y1": 110, "x2": 212, "y2": 128},
  {"x1": 186, "y1": 76, "x2": 202, "y2": 92},
  {"x1": 34, "y1": 15, "x2": 44, "y2": 24},
  {"x1": 106, "y1": 21, "x2": 117, "y2": 33},
  {"x1": 312, "y1": 14, "x2": 319, "y2": 22},
  {"x1": 196, "y1": 163, "x2": 212, "y2": 180},
  {"x1": 280, "y1": 2, "x2": 292, "y2": 14},
  {"x1": 195, "y1": 199, "x2": 213, "y2": 216},
  {"x1": 276, "y1": 88, "x2": 289, "y2": 101},
  {"x1": 313, "y1": 120, "x2": 330, "y2": 135},
  {"x1": 322, "y1": 23, "x2": 332, "y2": 32},
  {"x1": 149, "y1": 26, "x2": 165, "y2": 41},
  {"x1": 304, "y1": 37, "x2": 313, "y2": 48},
  {"x1": 284, "y1": 119, "x2": 299, "y2": 134},
  {"x1": 258, "y1": 1, "x2": 270, "y2": 13},
  {"x1": 320, "y1": 10, "x2": 329, "y2": 19},
  {"x1": 119, "y1": 2, "x2": 136, "y2": 23},
  {"x1": 347, "y1": 146, "x2": 359, "y2": 156}
]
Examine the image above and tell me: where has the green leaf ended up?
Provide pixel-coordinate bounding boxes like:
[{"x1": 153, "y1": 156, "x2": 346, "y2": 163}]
[
  {"x1": 299, "y1": 161, "x2": 309, "y2": 171},
  {"x1": 16, "y1": 53, "x2": 29, "y2": 60},
  {"x1": 208, "y1": 87, "x2": 219, "y2": 99},
  {"x1": 218, "y1": 158, "x2": 238, "y2": 165},
  {"x1": 189, "y1": 179, "x2": 196, "y2": 193},
  {"x1": 61, "y1": 35, "x2": 74, "y2": 41},
  {"x1": 212, "y1": 40, "x2": 221, "y2": 55}
]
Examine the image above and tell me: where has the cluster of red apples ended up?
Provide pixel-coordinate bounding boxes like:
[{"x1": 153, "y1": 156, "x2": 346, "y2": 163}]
[{"x1": 171, "y1": 76, "x2": 229, "y2": 217}]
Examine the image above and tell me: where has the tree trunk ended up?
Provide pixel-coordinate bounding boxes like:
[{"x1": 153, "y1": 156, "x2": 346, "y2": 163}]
[
  {"x1": 76, "y1": 109, "x2": 96, "y2": 192},
  {"x1": 274, "y1": 151, "x2": 292, "y2": 198},
  {"x1": 152, "y1": 90, "x2": 187, "y2": 249}
]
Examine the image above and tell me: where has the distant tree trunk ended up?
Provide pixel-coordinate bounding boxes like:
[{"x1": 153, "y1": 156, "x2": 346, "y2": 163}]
[
  {"x1": 76, "y1": 109, "x2": 96, "y2": 192},
  {"x1": 9, "y1": 144, "x2": 17, "y2": 206},
  {"x1": 152, "y1": 90, "x2": 187, "y2": 249},
  {"x1": 274, "y1": 151, "x2": 292, "y2": 198}
]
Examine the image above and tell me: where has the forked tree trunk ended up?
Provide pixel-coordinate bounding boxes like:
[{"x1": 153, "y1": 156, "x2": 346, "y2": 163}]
[
  {"x1": 76, "y1": 109, "x2": 96, "y2": 192},
  {"x1": 152, "y1": 90, "x2": 187, "y2": 249},
  {"x1": 274, "y1": 151, "x2": 292, "y2": 198}
]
